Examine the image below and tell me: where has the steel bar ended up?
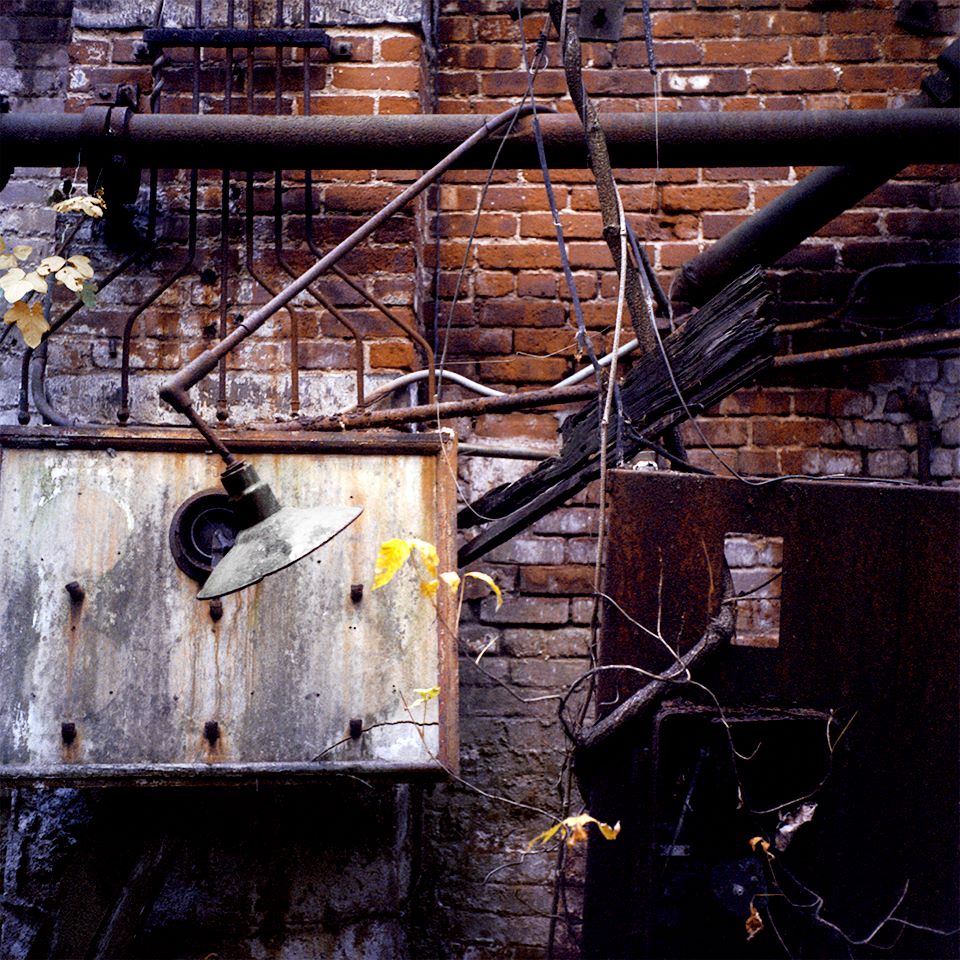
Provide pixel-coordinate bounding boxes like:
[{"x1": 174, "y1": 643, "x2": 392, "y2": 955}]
[
  {"x1": 3, "y1": 109, "x2": 958, "y2": 172},
  {"x1": 772, "y1": 329, "x2": 960, "y2": 368},
  {"x1": 270, "y1": 381, "x2": 597, "y2": 431}
]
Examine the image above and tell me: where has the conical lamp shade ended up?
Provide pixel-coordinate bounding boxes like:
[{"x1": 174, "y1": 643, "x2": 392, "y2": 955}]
[{"x1": 197, "y1": 503, "x2": 362, "y2": 600}]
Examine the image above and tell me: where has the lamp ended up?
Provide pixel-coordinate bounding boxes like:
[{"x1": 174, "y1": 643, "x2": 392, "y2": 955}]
[{"x1": 157, "y1": 105, "x2": 539, "y2": 599}]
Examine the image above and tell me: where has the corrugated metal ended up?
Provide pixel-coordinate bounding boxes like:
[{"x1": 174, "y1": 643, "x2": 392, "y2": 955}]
[{"x1": 0, "y1": 428, "x2": 457, "y2": 782}]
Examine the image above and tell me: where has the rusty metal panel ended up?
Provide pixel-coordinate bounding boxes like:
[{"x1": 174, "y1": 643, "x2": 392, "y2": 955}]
[
  {"x1": 583, "y1": 471, "x2": 960, "y2": 959},
  {"x1": 0, "y1": 427, "x2": 457, "y2": 784}
]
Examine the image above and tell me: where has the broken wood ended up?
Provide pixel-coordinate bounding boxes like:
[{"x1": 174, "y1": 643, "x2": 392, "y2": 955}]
[{"x1": 457, "y1": 267, "x2": 773, "y2": 565}]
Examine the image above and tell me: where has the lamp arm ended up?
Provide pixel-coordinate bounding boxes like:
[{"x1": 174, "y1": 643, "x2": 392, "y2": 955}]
[{"x1": 159, "y1": 104, "x2": 548, "y2": 427}]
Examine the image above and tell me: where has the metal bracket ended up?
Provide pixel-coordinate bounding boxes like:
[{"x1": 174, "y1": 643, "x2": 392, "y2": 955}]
[
  {"x1": 578, "y1": 0, "x2": 627, "y2": 43},
  {"x1": 142, "y1": 27, "x2": 353, "y2": 60}
]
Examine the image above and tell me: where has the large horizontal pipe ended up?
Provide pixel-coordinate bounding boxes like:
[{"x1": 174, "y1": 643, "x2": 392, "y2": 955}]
[{"x1": 2, "y1": 108, "x2": 958, "y2": 173}]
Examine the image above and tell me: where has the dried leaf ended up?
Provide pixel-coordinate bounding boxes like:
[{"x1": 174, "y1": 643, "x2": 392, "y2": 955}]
[
  {"x1": 4, "y1": 301, "x2": 49, "y2": 349},
  {"x1": 52, "y1": 194, "x2": 106, "y2": 218},
  {"x1": 0, "y1": 255, "x2": 16, "y2": 270},
  {"x1": 372, "y1": 538, "x2": 414, "y2": 590},
  {"x1": 12, "y1": 245, "x2": 32, "y2": 261},
  {"x1": 464, "y1": 571, "x2": 502, "y2": 609},
  {"x1": 745, "y1": 902, "x2": 764, "y2": 941},
  {"x1": 528, "y1": 814, "x2": 621, "y2": 850}
]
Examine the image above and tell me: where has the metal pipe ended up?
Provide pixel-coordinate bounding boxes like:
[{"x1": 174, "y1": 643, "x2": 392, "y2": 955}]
[
  {"x1": 160, "y1": 104, "x2": 544, "y2": 426},
  {"x1": 772, "y1": 329, "x2": 960, "y2": 368},
  {"x1": 671, "y1": 41, "x2": 959, "y2": 306},
  {"x1": 3, "y1": 109, "x2": 957, "y2": 172}
]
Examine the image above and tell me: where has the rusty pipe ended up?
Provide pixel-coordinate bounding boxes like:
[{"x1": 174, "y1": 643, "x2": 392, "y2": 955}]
[
  {"x1": 2, "y1": 109, "x2": 958, "y2": 172},
  {"x1": 160, "y1": 104, "x2": 545, "y2": 425}
]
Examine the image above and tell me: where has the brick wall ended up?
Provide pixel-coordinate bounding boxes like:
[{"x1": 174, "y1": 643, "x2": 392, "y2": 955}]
[{"x1": 0, "y1": 0, "x2": 958, "y2": 957}]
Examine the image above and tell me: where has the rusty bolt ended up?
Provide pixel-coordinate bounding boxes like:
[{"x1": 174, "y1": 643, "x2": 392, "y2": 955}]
[
  {"x1": 333, "y1": 41, "x2": 353, "y2": 58},
  {"x1": 61, "y1": 722, "x2": 77, "y2": 746},
  {"x1": 349, "y1": 717, "x2": 363, "y2": 740},
  {"x1": 203, "y1": 721, "x2": 220, "y2": 746},
  {"x1": 209, "y1": 598, "x2": 223, "y2": 622},
  {"x1": 350, "y1": 583, "x2": 364, "y2": 603},
  {"x1": 65, "y1": 581, "x2": 85, "y2": 603}
]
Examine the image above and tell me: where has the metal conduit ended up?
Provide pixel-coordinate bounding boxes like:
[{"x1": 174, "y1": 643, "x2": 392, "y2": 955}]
[{"x1": 2, "y1": 109, "x2": 958, "y2": 174}]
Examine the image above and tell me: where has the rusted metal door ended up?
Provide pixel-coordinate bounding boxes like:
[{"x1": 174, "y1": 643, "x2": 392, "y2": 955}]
[{"x1": 583, "y1": 471, "x2": 959, "y2": 959}]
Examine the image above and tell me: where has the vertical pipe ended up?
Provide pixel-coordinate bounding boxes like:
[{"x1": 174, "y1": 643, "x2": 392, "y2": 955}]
[{"x1": 217, "y1": 0, "x2": 235, "y2": 421}]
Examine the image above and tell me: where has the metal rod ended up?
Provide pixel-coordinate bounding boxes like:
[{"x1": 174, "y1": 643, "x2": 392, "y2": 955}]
[
  {"x1": 772, "y1": 329, "x2": 960, "y2": 368},
  {"x1": 276, "y1": 330, "x2": 960, "y2": 432},
  {"x1": 302, "y1": 52, "x2": 366, "y2": 405},
  {"x1": 3, "y1": 109, "x2": 957, "y2": 171},
  {"x1": 279, "y1": 381, "x2": 597, "y2": 431},
  {"x1": 160, "y1": 104, "x2": 542, "y2": 417}
]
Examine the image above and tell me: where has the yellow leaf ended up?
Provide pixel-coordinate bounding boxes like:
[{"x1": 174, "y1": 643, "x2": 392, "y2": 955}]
[
  {"x1": 36, "y1": 256, "x2": 66, "y2": 277},
  {"x1": 439, "y1": 570, "x2": 461, "y2": 593},
  {"x1": 464, "y1": 571, "x2": 502, "y2": 609},
  {"x1": 4, "y1": 301, "x2": 49, "y2": 349},
  {"x1": 749, "y1": 836, "x2": 773, "y2": 859},
  {"x1": 410, "y1": 685, "x2": 440, "y2": 707},
  {"x1": 52, "y1": 194, "x2": 106, "y2": 218},
  {"x1": 1, "y1": 269, "x2": 46, "y2": 303},
  {"x1": 67, "y1": 254, "x2": 94, "y2": 279},
  {"x1": 528, "y1": 814, "x2": 621, "y2": 850},
  {"x1": 0, "y1": 266, "x2": 24, "y2": 287},
  {"x1": 745, "y1": 902, "x2": 764, "y2": 941},
  {"x1": 12, "y1": 245, "x2": 31, "y2": 261},
  {"x1": 420, "y1": 579, "x2": 439, "y2": 599},
  {"x1": 372, "y1": 538, "x2": 413, "y2": 590},
  {"x1": 55, "y1": 265, "x2": 84, "y2": 292},
  {"x1": 409, "y1": 538, "x2": 438, "y2": 578}
]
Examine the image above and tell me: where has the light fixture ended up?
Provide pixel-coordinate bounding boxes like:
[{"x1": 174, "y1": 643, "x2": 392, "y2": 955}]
[{"x1": 192, "y1": 460, "x2": 361, "y2": 600}]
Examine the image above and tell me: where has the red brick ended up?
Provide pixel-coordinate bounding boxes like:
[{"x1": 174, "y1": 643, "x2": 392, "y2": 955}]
[
  {"x1": 741, "y1": 11, "x2": 822, "y2": 35},
  {"x1": 477, "y1": 299, "x2": 566, "y2": 327},
  {"x1": 659, "y1": 242, "x2": 700, "y2": 268},
  {"x1": 379, "y1": 97, "x2": 421, "y2": 115},
  {"x1": 719, "y1": 389, "x2": 791, "y2": 416},
  {"x1": 475, "y1": 413, "x2": 558, "y2": 441},
  {"x1": 839, "y1": 65, "x2": 925, "y2": 92},
  {"x1": 616, "y1": 40, "x2": 703, "y2": 68},
  {"x1": 479, "y1": 356, "x2": 569, "y2": 384},
  {"x1": 653, "y1": 13, "x2": 740, "y2": 38},
  {"x1": 751, "y1": 67, "x2": 838, "y2": 92},
  {"x1": 476, "y1": 243, "x2": 562, "y2": 270},
  {"x1": 332, "y1": 65, "x2": 419, "y2": 90},
  {"x1": 680, "y1": 419, "x2": 749, "y2": 446},
  {"x1": 380, "y1": 35, "x2": 421, "y2": 61},
  {"x1": 369, "y1": 340, "x2": 415, "y2": 369},
  {"x1": 474, "y1": 271, "x2": 515, "y2": 297},
  {"x1": 519, "y1": 565, "x2": 595, "y2": 596},
  {"x1": 752, "y1": 418, "x2": 843, "y2": 446},
  {"x1": 442, "y1": 328, "x2": 512, "y2": 356},
  {"x1": 826, "y1": 10, "x2": 894, "y2": 33},
  {"x1": 737, "y1": 448, "x2": 780, "y2": 475},
  {"x1": 298, "y1": 94, "x2": 374, "y2": 115},
  {"x1": 661, "y1": 185, "x2": 749, "y2": 212},
  {"x1": 702, "y1": 40, "x2": 789, "y2": 65}
]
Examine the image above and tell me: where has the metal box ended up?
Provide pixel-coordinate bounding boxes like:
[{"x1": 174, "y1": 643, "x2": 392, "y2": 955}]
[{"x1": 0, "y1": 427, "x2": 458, "y2": 784}]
